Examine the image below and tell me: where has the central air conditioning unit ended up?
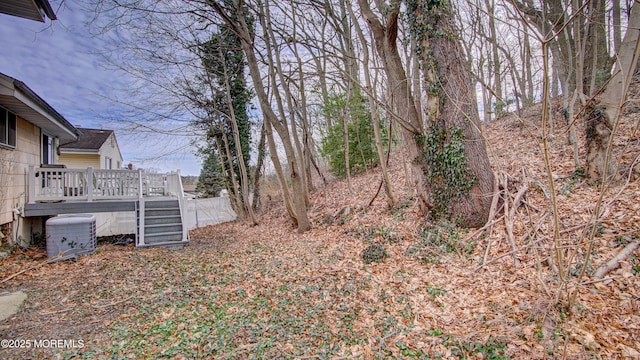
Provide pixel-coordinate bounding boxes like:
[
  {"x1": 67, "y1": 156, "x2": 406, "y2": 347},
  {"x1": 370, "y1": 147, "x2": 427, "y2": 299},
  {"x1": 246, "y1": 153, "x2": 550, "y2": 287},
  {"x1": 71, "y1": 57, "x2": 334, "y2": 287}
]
[{"x1": 46, "y1": 214, "x2": 97, "y2": 258}]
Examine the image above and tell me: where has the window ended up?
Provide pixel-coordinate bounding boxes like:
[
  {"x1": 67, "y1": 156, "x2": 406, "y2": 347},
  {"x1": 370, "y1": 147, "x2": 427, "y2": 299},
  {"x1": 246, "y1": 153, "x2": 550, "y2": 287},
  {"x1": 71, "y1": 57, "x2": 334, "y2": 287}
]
[
  {"x1": 0, "y1": 107, "x2": 17, "y2": 148},
  {"x1": 41, "y1": 133, "x2": 54, "y2": 164},
  {"x1": 106, "y1": 157, "x2": 112, "y2": 169}
]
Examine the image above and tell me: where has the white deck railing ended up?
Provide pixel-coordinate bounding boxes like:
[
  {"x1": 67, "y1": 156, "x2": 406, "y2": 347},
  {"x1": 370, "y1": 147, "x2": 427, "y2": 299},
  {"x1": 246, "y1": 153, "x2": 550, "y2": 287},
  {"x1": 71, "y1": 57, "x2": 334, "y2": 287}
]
[
  {"x1": 166, "y1": 170, "x2": 188, "y2": 242},
  {"x1": 27, "y1": 166, "x2": 179, "y2": 203}
]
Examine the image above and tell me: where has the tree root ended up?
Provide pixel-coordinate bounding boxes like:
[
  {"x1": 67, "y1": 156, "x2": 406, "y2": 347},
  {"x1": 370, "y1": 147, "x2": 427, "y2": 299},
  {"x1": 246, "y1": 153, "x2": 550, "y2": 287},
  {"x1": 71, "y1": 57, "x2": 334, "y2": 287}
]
[{"x1": 593, "y1": 239, "x2": 640, "y2": 279}]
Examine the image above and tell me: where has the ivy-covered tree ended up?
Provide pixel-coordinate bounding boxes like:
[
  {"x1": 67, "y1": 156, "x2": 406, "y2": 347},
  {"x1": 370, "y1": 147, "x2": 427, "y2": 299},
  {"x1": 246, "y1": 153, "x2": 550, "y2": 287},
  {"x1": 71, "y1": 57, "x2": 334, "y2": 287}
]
[
  {"x1": 359, "y1": 0, "x2": 494, "y2": 227},
  {"x1": 408, "y1": 0, "x2": 495, "y2": 226},
  {"x1": 192, "y1": 8, "x2": 257, "y2": 223},
  {"x1": 320, "y1": 90, "x2": 384, "y2": 178},
  {"x1": 200, "y1": 30, "x2": 252, "y2": 188}
]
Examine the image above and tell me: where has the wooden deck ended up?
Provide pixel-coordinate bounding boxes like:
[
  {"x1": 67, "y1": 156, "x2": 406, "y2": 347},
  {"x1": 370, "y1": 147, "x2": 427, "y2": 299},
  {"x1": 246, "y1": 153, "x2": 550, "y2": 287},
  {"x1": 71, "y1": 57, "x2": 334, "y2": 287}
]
[
  {"x1": 24, "y1": 166, "x2": 189, "y2": 247},
  {"x1": 24, "y1": 199, "x2": 137, "y2": 217}
]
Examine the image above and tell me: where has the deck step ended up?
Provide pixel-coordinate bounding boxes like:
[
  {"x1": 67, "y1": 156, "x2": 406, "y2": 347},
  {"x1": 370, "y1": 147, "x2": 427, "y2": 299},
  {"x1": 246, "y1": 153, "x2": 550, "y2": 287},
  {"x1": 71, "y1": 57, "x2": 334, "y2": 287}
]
[
  {"x1": 145, "y1": 214, "x2": 181, "y2": 219},
  {"x1": 145, "y1": 224, "x2": 182, "y2": 235},
  {"x1": 136, "y1": 240, "x2": 188, "y2": 248},
  {"x1": 145, "y1": 200, "x2": 180, "y2": 208},
  {"x1": 143, "y1": 231, "x2": 184, "y2": 243},
  {"x1": 145, "y1": 215, "x2": 182, "y2": 225},
  {"x1": 141, "y1": 207, "x2": 180, "y2": 212},
  {"x1": 143, "y1": 208, "x2": 180, "y2": 217},
  {"x1": 144, "y1": 222, "x2": 182, "y2": 228},
  {"x1": 143, "y1": 206, "x2": 179, "y2": 211}
]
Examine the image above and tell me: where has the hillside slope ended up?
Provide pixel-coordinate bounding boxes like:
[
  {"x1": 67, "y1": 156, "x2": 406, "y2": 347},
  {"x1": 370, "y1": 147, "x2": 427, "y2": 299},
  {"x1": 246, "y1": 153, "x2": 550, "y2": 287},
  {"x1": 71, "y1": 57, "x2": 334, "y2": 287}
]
[
  {"x1": 230, "y1": 100, "x2": 640, "y2": 358},
  {"x1": 0, "y1": 102, "x2": 638, "y2": 359}
]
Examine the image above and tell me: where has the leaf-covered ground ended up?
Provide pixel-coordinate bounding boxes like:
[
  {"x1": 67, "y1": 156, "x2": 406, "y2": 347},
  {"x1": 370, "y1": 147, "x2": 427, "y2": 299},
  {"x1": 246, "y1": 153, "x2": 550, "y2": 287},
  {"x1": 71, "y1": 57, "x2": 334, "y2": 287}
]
[{"x1": 1, "y1": 102, "x2": 639, "y2": 359}]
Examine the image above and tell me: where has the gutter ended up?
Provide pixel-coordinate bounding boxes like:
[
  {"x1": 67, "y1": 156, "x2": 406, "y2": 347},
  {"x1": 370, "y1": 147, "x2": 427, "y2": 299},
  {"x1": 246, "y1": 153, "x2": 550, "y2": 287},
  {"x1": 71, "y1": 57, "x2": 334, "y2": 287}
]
[
  {"x1": 36, "y1": 0, "x2": 57, "y2": 21},
  {"x1": 59, "y1": 148, "x2": 100, "y2": 154}
]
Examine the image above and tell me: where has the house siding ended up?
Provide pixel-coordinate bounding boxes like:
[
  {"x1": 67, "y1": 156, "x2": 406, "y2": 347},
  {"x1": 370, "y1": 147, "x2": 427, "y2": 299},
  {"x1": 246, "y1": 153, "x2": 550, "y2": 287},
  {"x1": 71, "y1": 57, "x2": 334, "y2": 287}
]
[
  {"x1": 58, "y1": 153, "x2": 100, "y2": 169},
  {"x1": 99, "y1": 133, "x2": 123, "y2": 169},
  {"x1": 0, "y1": 117, "x2": 39, "y2": 225}
]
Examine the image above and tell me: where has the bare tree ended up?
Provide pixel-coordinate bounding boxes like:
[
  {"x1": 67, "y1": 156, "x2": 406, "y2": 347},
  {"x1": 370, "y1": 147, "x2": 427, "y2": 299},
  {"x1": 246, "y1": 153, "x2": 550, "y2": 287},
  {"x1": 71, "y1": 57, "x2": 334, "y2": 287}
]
[
  {"x1": 358, "y1": 0, "x2": 429, "y2": 209},
  {"x1": 586, "y1": 1, "x2": 640, "y2": 183},
  {"x1": 220, "y1": 0, "x2": 312, "y2": 232},
  {"x1": 347, "y1": 1, "x2": 396, "y2": 207}
]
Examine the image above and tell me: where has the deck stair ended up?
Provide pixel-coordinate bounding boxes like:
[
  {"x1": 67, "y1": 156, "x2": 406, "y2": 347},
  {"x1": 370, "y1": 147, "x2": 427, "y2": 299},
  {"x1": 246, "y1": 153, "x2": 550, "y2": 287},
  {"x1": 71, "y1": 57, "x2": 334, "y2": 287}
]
[{"x1": 137, "y1": 199, "x2": 189, "y2": 248}]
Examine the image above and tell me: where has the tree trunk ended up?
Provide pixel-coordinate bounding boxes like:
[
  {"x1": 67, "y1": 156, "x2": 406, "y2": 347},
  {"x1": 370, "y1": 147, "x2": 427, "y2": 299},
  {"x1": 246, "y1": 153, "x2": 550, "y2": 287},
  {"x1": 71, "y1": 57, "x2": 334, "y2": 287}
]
[
  {"x1": 510, "y1": 0, "x2": 576, "y2": 104},
  {"x1": 348, "y1": 0, "x2": 396, "y2": 207},
  {"x1": 613, "y1": 0, "x2": 621, "y2": 54},
  {"x1": 265, "y1": 116, "x2": 297, "y2": 226},
  {"x1": 523, "y1": 30, "x2": 534, "y2": 104},
  {"x1": 573, "y1": 0, "x2": 587, "y2": 104},
  {"x1": 407, "y1": 0, "x2": 495, "y2": 226},
  {"x1": 485, "y1": 0, "x2": 502, "y2": 115},
  {"x1": 360, "y1": 0, "x2": 494, "y2": 226},
  {"x1": 266, "y1": 2, "x2": 311, "y2": 206},
  {"x1": 584, "y1": 0, "x2": 611, "y2": 95},
  {"x1": 252, "y1": 122, "x2": 266, "y2": 211},
  {"x1": 586, "y1": 2, "x2": 640, "y2": 183},
  {"x1": 221, "y1": 128, "x2": 243, "y2": 217},
  {"x1": 342, "y1": 87, "x2": 353, "y2": 193},
  {"x1": 214, "y1": 135, "x2": 238, "y2": 211},
  {"x1": 411, "y1": 38, "x2": 424, "y2": 125},
  {"x1": 222, "y1": 60, "x2": 258, "y2": 226},
  {"x1": 358, "y1": 0, "x2": 429, "y2": 213}
]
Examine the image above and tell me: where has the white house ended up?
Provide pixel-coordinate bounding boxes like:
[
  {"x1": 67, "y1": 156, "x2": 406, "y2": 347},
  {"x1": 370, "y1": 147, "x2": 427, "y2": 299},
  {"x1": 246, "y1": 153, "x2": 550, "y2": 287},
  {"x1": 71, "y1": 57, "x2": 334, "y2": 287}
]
[{"x1": 59, "y1": 128, "x2": 124, "y2": 170}]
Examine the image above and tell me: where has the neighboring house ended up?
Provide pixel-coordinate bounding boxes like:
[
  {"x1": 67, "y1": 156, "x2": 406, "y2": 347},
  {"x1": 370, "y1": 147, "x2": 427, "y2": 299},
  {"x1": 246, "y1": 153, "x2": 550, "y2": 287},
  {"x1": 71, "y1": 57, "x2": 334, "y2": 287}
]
[
  {"x1": 0, "y1": 72, "x2": 78, "y2": 243},
  {"x1": 59, "y1": 128, "x2": 123, "y2": 170},
  {"x1": 0, "y1": 0, "x2": 57, "y2": 22}
]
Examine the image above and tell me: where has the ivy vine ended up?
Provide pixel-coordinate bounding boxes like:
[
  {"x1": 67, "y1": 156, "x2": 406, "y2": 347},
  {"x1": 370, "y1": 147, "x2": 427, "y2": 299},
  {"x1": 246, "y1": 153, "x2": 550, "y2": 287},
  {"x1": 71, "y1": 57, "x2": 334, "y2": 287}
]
[
  {"x1": 416, "y1": 125, "x2": 476, "y2": 221},
  {"x1": 405, "y1": 0, "x2": 456, "y2": 113},
  {"x1": 406, "y1": 0, "x2": 455, "y2": 56}
]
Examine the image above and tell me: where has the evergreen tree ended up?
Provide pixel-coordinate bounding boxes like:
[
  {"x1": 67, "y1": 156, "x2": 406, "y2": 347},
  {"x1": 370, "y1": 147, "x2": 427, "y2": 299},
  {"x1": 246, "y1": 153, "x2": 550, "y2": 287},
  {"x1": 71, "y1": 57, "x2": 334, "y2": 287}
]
[
  {"x1": 196, "y1": 149, "x2": 224, "y2": 197},
  {"x1": 320, "y1": 90, "x2": 385, "y2": 177}
]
